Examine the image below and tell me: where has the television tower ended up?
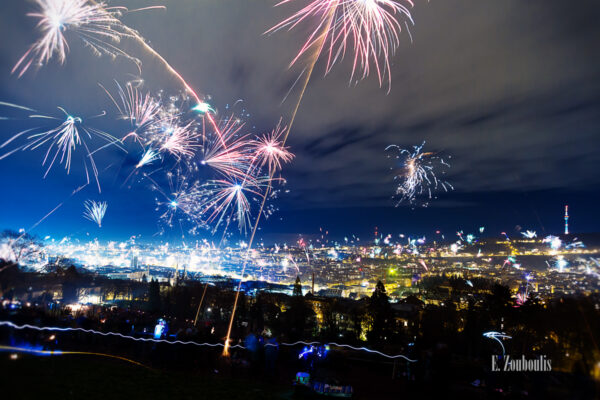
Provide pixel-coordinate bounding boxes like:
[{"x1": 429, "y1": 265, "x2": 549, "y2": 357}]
[{"x1": 564, "y1": 205, "x2": 569, "y2": 235}]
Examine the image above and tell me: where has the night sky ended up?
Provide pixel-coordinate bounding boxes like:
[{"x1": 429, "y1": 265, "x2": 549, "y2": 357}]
[{"x1": 0, "y1": 0, "x2": 599, "y2": 243}]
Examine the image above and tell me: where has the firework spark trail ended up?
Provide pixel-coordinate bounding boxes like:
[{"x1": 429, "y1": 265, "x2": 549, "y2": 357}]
[
  {"x1": 17, "y1": 184, "x2": 88, "y2": 242},
  {"x1": 386, "y1": 142, "x2": 453, "y2": 207},
  {"x1": 193, "y1": 221, "x2": 233, "y2": 326},
  {"x1": 223, "y1": 6, "x2": 337, "y2": 356},
  {"x1": 193, "y1": 279, "x2": 211, "y2": 326},
  {"x1": 0, "y1": 321, "x2": 416, "y2": 360},
  {"x1": 118, "y1": 17, "x2": 200, "y2": 105},
  {"x1": 0, "y1": 183, "x2": 84, "y2": 265},
  {"x1": 13, "y1": 0, "x2": 142, "y2": 77},
  {"x1": 136, "y1": 148, "x2": 160, "y2": 169},
  {"x1": 83, "y1": 200, "x2": 107, "y2": 227},
  {"x1": 266, "y1": 0, "x2": 414, "y2": 91},
  {"x1": 0, "y1": 101, "x2": 36, "y2": 112},
  {"x1": 118, "y1": 147, "x2": 161, "y2": 187}
]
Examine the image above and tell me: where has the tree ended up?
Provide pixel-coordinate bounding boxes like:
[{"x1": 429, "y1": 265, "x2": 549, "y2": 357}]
[
  {"x1": 0, "y1": 260, "x2": 20, "y2": 297},
  {"x1": 148, "y1": 279, "x2": 161, "y2": 313},
  {"x1": 293, "y1": 276, "x2": 303, "y2": 297},
  {"x1": 62, "y1": 265, "x2": 80, "y2": 303},
  {"x1": 351, "y1": 305, "x2": 365, "y2": 342},
  {"x1": 486, "y1": 283, "x2": 512, "y2": 328},
  {"x1": 370, "y1": 281, "x2": 390, "y2": 308},
  {"x1": 172, "y1": 284, "x2": 193, "y2": 319},
  {"x1": 0, "y1": 230, "x2": 43, "y2": 264},
  {"x1": 285, "y1": 278, "x2": 315, "y2": 340},
  {"x1": 367, "y1": 281, "x2": 392, "y2": 345},
  {"x1": 320, "y1": 300, "x2": 340, "y2": 340}
]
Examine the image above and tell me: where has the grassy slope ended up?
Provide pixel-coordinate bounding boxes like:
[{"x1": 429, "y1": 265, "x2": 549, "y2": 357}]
[{"x1": 0, "y1": 354, "x2": 290, "y2": 400}]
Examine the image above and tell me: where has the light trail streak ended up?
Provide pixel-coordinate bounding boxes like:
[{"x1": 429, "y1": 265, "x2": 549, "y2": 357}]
[
  {"x1": 18, "y1": 183, "x2": 88, "y2": 241},
  {"x1": 0, "y1": 344, "x2": 151, "y2": 369},
  {"x1": 0, "y1": 321, "x2": 417, "y2": 360},
  {"x1": 0, "y1": 321, "x2": 245, "y2": 349},
  {"x1": 327, "y1": 342, "x2": 417, "y2": 361},
  {"x1": 483, "y1": 331, "x2": 511, "y2": 355}
]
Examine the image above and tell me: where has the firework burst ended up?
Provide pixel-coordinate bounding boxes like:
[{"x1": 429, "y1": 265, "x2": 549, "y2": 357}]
[
  {"x1": 146, "y1": 170, "x2": 204, "y2": 232},
  {"x1": 9, "y1": 2, "x2": 298, "y2": 358},
  {"x1": 386, "y1": 142, "x2": 453, "y2": 207},
  {"x1": 197, "y1": 176, "x2": 276, "y2": 233},
  {"x1": 13, "y1": 0, "x2": 140, "y2": 77},
  {"x1": 159, "y1": 121, "x2": 199, "y2": 160},
  {"x1": 0, "y1": 105, "x2": 123, "y2": 192},
  {"x1": 100, "y1": 81, "x2": 162, "y2": 145},
  {"x1": 267, "y1": 0, "x2": 414, "y2": 90},
  {"x1": 83, "y1": 200, "x2": 107, "y2": 227},
  {"x1": 250, "y1": 121, "x2": 294, "y2": 175},
  {"x1": 195, "y1": 116, "x2": 254, "y2": 181}
]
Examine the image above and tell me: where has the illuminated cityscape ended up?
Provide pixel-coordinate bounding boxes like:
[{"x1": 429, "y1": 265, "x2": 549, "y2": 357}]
[{"x1": 9, "y1": 227, "x2": 600, "y2": 302}]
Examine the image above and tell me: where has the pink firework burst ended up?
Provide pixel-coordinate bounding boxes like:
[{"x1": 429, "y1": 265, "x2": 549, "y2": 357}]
[
  {"x1": 101, "y1": 81, "x2": 162, "y2": 145},
  {"x1": 250, "y1": 121, "x2": 294, "y2": 175},
  {"x1": 13, "y1": 0, "x2": 139, "y2": 77},
  {"x1": 267, "y1": 0, "x2": 414, "y2": 90},
  {"x1": 160, "y1": 121, "x2": 199, "y2": 160},
  {"x1": 197, "y1": 117, "x2": 255, "y2": 182}
]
